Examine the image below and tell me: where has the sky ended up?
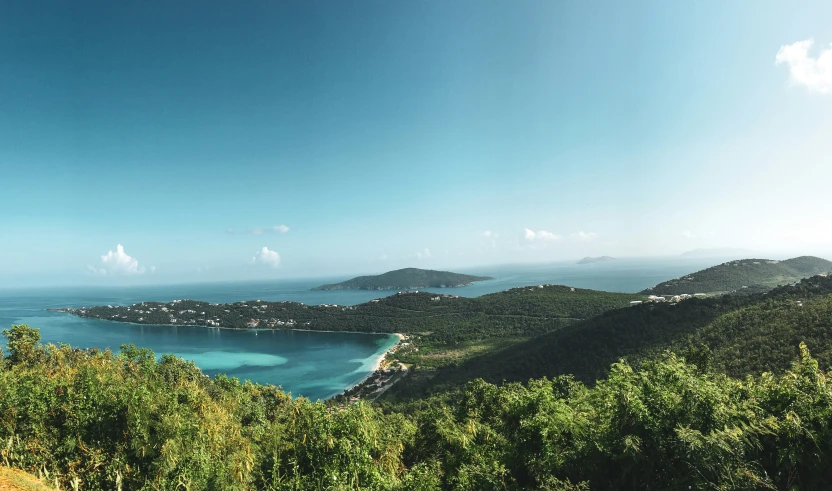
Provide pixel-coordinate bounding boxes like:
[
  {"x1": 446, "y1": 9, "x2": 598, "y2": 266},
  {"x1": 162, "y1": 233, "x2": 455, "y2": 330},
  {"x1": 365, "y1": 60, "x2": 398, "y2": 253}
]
[{"x1": 1, "y1": 0, "x2": 831, "y2": 287}]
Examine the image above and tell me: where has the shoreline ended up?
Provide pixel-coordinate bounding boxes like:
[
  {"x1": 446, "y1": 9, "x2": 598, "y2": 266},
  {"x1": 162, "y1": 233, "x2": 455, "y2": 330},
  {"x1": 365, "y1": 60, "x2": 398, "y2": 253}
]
[
  {"x1": 370, "y1": 332, "x2": 405, "y2": 372},
  {"x1": 327, "y1": 333, "x2": 406, "y2": 402},
  {"x1": 53, "y1": 310, "x2": 401, "y2": 337},
  {"x1": 53, "y1": 311, "x2": 404, "y2": 401}
]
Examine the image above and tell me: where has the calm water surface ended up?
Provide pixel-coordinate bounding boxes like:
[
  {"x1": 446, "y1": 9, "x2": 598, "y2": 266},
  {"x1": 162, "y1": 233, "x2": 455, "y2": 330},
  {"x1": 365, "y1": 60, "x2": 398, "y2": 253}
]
[{"x1": 0, "y1": 257, "x2": 725, "y2": 400}]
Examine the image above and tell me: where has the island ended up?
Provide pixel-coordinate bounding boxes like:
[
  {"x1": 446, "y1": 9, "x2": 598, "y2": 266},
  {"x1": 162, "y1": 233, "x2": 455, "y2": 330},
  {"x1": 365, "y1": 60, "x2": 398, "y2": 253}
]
[
  {"x1": 576, "y1": 256, "x2": 615, "y2": 265},
  {"x1": 311, "y1": 267, "x2": 494, "y2": 291}
]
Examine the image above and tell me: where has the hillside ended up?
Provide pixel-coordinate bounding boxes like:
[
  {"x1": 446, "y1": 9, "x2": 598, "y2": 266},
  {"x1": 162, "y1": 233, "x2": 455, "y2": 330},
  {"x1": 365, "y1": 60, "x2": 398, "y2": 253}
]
[
  {"x1": 576, "y1": 256, "x2": 615, "y2": 264},
  {"x1": 640, "y1": 255, "x2": 832, "y2": 295},
  {"x1": 385, "y1": 273, "x2": 832, "y2": 402},
  {"x1": 312, "y1": 267, "x2": 493, "y2": 290}
]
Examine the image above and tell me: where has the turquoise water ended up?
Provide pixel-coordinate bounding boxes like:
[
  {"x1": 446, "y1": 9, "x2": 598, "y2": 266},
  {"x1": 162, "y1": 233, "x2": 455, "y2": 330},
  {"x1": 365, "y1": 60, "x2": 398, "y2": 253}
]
[
  {"x1": 0, "y1": 257, "x2": 726, "y2": 400},
  {"x1": 2, "y1": 306, "x2": 397, "y2": 401}
]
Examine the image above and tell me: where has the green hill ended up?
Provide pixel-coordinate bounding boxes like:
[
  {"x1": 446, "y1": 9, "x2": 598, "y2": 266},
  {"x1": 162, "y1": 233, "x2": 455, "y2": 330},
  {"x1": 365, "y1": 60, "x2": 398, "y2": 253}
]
[
  {"x1": 312, "y1": 267, "x2": 494, "y2": 290},
  {"x1": 640, "y1": 255, "x2": 832, "y2": 295},
  {"x1": 387, "y1": 273, "x2": 832, "y2": 401}
]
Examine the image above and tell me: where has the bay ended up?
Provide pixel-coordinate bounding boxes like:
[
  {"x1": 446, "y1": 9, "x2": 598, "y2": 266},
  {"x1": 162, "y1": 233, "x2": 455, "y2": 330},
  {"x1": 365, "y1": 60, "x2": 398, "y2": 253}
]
[{"x1": 0, "y1": 257, "x2": 724, "y2": 400}]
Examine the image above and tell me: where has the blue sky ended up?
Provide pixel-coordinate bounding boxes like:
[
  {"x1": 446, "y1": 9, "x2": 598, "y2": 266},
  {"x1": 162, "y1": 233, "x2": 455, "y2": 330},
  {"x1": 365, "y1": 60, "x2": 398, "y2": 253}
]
[{"x1": 1, "y1": 0, "x2": 831, "y2": 286}]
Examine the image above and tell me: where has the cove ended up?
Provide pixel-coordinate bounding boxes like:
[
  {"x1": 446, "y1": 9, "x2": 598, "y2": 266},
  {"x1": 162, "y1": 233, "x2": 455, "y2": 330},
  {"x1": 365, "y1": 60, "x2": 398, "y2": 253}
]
[{"x1": 3, "y1": 307, "x2": 398, "y2": 401}]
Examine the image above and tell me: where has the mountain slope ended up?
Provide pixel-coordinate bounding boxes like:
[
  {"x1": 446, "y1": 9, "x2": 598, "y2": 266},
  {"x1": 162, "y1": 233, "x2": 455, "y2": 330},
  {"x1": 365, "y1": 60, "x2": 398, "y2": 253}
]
[
  {"x1": 312, "y1": 268, "x2": 494, "y2": 290},
  {"x1": 640, "y1": 255, "x2": 832, "y2": 295},
  {"x1": 386, "y1": 274, "x2": 832, "y2": 400}
]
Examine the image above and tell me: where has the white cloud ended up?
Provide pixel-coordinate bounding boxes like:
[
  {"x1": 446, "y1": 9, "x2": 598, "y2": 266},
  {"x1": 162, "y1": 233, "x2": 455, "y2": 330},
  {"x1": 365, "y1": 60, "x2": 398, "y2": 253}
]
[
  {"x1": 273, "y1": 224, "x2": 290, "y2": 233},
  {"x1": 379, "y1": 254, "x2": 388, "y2": 261},
  {"x1": 776, "y1": 39, "x2": 832, "y2": 94},
  {"x1": 252, "y1": 228, "x2": 264, "y2": 235},
  {"x1": 87, "y1": 244, "x2": 146, "y2": 276},
  {"x1": 524, "y1": 229, "x2": 561, "y2": 242},
  {"x1": 681, "y1": 230, "x2": 695, "y2": 239},
  {"x1": 252, "y1": 246, "x2": 281, "y2": 268},
  {"x1": 570, "y1": 231, "x2": 598, "y2": 241},
  {"x1": 481, "y1": 230, "x2": 499, "y2": 247},
  {"x1": 416, "y1": 248, "x2": 432, "y2": 260}
]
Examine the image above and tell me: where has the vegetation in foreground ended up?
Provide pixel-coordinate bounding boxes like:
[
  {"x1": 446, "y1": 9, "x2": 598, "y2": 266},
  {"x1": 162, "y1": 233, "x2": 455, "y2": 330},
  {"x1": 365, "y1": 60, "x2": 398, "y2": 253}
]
[{"x1": 4, "y1": 324, "x2": 832, "y2": 490}]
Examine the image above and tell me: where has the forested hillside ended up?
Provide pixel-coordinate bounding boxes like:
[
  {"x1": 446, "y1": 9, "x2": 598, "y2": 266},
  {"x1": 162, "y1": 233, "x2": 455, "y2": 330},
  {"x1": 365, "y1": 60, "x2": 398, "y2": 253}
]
[
  {"x1": 4, "y1": 325, "x2": 832, "y2": 490},
  {"x1": 387, "y1": 274, "x2": 832, "y2": 401},
  {"x1": 640, "y1": 255, "x2": 832, "y2": 295}
]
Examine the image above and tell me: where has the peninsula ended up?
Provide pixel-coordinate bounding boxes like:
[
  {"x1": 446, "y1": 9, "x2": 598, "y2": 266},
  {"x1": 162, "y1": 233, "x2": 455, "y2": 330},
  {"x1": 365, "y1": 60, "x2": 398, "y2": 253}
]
[{"x1": 311, "y1": 267, "x2": 493, "y2": 291}]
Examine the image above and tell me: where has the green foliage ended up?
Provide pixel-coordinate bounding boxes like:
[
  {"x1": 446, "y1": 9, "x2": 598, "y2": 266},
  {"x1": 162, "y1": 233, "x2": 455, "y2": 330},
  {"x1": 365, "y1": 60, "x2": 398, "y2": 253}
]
[
  {"x1": 2, "y1": 324, "x2": 41, "y2": 365},
  {"x1": 404, "y1": 347, "x2": 832, "y2": 490},
  {"x1": 0, "y1": 327, "x2": 411, "y2": 490},
  {"x1": 312, "y1": 268, "x2": 494, "y2": 290},
  {"x1": 641, "y1": 255, "x2": 832, "y2": 295},
  {"x1": 392, "y1": 275, "x2": 832, "y2": 401},
  {"x1": 5, "y1": 324, "x2": 832, "y2": 489}
]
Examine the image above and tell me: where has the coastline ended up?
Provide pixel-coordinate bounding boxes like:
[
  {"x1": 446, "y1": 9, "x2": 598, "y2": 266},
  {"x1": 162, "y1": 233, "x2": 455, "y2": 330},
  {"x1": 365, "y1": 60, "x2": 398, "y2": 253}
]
[
  {"x1": 331, "y1": 332, "x2": 405, "y2": 402},
  {"x1": 370, "y1": 332, "x2": 405, "y2": 372},
  {"x1": 54, "y1": 311, "x2": 404, "y2": 401},
  {"x1": 54, "y1": 310, "x2": 400, "y2": 337}
]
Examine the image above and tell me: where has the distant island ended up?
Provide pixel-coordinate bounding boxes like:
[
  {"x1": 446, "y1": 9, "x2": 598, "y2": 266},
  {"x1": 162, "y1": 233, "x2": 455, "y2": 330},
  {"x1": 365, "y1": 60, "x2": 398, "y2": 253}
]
[
  {"x1": 577, "y1": 256, "x2": 615, "y2": 265},
  {"x1": 311, "y1": 268, "x2": 494, "y2": 291},
  {"x1": 641, "y1": 255, "x2": 832, "y2": 295}
]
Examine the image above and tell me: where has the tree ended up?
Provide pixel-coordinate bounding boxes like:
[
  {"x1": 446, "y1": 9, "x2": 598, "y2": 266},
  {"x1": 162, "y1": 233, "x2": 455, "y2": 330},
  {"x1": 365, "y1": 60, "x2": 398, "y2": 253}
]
[{"x1": 2, "y1": 324, "x2": 41, "y2": 365}]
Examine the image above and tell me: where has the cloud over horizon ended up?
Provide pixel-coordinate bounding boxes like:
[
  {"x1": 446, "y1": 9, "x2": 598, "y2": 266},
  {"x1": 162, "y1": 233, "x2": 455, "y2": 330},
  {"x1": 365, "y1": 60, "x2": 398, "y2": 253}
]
[
  {"x1": 87, "y1": 244, "x2": 150, "y2": 276},
  {"x1": 570, "y1": 231, "x2": 598, "y2": 241},
  {"x1": 416, "y1": 248, "x2": 432, "y2": 260},
  {"x1": 524, "y1": 229, "x2": 561, "y2": 242},
  {"x1": 252, "y1": 246, "x2": 281, "y2": 268},
  {"x1": 482, "y1": 230, "x2": 498, "y2": 247},
  {"x1": 776, "y1": 39, "x2": 832, "y2": 94},
  {"x1": 252, "y1": 224, "x2": 291, "y2": 235}
]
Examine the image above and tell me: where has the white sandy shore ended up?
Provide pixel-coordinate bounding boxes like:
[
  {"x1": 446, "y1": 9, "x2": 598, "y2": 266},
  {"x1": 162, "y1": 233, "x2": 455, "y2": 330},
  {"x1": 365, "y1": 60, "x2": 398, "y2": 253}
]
[
  {"x1": 335, "y1": 333, "x2": 404, "y2": 399},
  {"x1": 369, "y1": 333, "x2": 403, "y2": 373}
]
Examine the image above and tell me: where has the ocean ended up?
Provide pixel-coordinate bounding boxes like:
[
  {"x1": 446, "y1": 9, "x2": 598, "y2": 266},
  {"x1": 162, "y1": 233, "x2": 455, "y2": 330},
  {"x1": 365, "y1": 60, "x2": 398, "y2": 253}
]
[{"x1": 0, "y1": 257, "x2": 723, "y2": 400}]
